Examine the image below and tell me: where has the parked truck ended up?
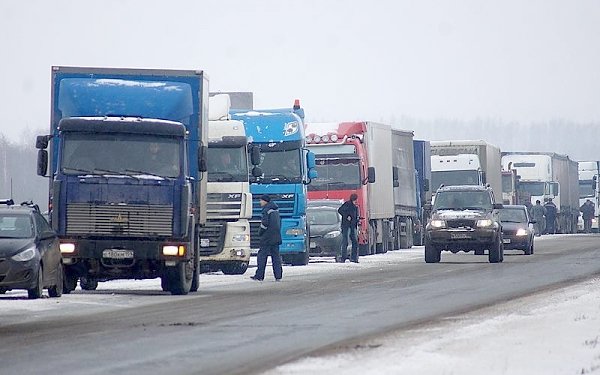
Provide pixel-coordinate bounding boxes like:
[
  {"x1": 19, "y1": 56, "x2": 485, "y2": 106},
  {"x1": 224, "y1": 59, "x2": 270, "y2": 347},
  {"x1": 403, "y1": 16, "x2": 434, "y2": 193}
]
[
  {"x1": 413, "y1": 140, "x2": 431, "y2": 246},
  {"x1": 35, "y1": 66, "x2": 209, "y2": 295},
  {"x1": 231, "y1": 101, "x2": 317, "y2": 266},
  {"x1": 430, "y1": 140, "x2": 502, "y2": 203},
  {"x1": 501, "y1": 152, "x2": 579, "y2": 233},
  {"x1": 577, "y1": 161, "x2": 600, "y2": 232},
  {"x1": 306, "y1": 122, "x2": 417, "y2": 254},
  {"x1": 199, "y1": 94, "x2": 257, "y2": 275}
]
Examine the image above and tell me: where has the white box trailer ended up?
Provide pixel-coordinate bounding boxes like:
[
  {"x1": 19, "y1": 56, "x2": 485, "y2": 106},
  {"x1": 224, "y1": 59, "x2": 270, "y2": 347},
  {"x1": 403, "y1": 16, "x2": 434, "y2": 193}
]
[{"x1": 430, "y1": 140, "x2": 503, "y2": 203}]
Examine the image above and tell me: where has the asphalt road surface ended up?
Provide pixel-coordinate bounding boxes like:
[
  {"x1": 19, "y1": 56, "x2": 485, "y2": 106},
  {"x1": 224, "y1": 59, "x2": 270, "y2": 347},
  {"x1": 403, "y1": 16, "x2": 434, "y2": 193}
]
[{"x1": 1, "y1": 235, "x2": 600, "y2": 375}]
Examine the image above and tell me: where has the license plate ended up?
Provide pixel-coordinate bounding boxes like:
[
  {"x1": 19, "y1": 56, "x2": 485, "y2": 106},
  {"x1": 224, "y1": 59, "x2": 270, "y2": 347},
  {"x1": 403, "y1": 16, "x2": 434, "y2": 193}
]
[
  {"x1": 503, "y1": 238, "x2": 511, "y2": 244},
  {"x1": 102, "y1": 249, "x2": 134, "y2": 259},
  {"x1": 450, "y1": 233, "x2": 471, "y2": 239},
  {"x1": 200, "y1": 238, "x2": 210, "y2": 247},
  {"x1": 310, "y1": 241, "x2": 317, "y2": 249}
]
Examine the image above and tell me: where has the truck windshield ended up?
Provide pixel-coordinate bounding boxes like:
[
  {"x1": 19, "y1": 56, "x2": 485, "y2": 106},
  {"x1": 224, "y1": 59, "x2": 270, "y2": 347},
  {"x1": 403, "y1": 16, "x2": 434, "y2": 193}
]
[
  {"x1": 431, "y1": 170, "x2": 479, "y2": 191},
  {"x1": 61, "y1": 133, "x2": 181, "y2": 178},
  {"x1": 207, "y1": 146, "x2": 248, "y2": 182},
  {"x1": 252, "y1": 147, "x2": 302, "y2": 184},
  {"x1": 518, "y1": 181, "x2": 544, "y2": 196},
  {"x1": 308, "y1": 158, "x2": 361, "y2": 191},
  {"x1": 502, "y1": 174, "x2": 513, "y2": 193},
  {"x1": 579, "y1": 180, "x2": 595, "y2": 198},
  {"x1": 433, "y1": 191, "x2": 493, "y2": 211}
]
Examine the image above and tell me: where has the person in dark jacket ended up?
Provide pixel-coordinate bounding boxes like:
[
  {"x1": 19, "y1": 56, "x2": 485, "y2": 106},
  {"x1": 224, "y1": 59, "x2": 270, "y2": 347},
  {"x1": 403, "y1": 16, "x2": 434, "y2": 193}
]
[
  {"x1": 543, "y1": 198, "x2": 557, "y2": 234},
  {"x1": 580, "y1": 199, "x2": 596, "y2": 233},
  {"x1": 251, "y1": 195, "x2": 283, "y2": 281},
  {"x1": 338, "y1": 193, "x2": 359, "y2": 263}
]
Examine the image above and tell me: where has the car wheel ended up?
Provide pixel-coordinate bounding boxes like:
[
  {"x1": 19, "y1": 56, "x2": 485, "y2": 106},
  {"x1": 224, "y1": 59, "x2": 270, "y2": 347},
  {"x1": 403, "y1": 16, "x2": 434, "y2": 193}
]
[
  {"x1": 425, "y1": 243, "x2": 441, "y2": 263},
  {"x1": 28, "y1": 266, "x2": 44, "y2": 299},
  {"x1": 48, "y1": 264, "x2": 63, "y2": 298},
  {"x1": 488, "y1": 236, "x2": 502, "y2": 263},
  {"x1": 80, "y1": 276, "x2": 98, "y2": 291},
  {"x1": 523, "y1": 240, "x2": 533, "y2": 255}
]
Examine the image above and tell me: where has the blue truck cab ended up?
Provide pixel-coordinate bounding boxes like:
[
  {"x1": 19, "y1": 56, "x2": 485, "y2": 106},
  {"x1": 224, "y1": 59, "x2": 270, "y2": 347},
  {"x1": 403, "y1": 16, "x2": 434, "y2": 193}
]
[
  {"x1": 231, "y1": 101, "x2": 317, "y2": 265},
  {"x1": 35, "y1": 66, "x2": 209, "y2": 295}
]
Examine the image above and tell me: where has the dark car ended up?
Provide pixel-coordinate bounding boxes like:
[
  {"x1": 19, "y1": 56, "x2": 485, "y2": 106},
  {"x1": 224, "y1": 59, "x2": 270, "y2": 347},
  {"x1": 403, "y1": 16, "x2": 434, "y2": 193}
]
[
  {"x1": 0, "y1": 200, "x2": 63, "y2": 299},
  {"x1": 307, "y1": 200, "x2": 344, "y2": 257},
  {"x1": 425, "y1": 185, "x2": 504, "y2": 263},
  {"x1": 499, "y1": 205, "x2": 535, "y2": 255}
]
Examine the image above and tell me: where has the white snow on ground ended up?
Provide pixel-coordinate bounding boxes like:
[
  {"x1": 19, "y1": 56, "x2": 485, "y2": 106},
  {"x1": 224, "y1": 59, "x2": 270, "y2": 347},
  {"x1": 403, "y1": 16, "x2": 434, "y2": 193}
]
[{"x1": 267, "y1": 277, "x2": 600, "y2": 375}]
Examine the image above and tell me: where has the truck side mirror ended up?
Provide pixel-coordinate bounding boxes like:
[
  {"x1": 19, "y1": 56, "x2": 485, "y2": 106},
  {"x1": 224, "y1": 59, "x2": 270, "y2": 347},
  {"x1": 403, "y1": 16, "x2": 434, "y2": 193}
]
[
  {"x1": 251, "y1": 166, "x2": 263, "y2": 177},
  {"x1": 306, "y1": 151, "x2": 316, "y2": 169},
  {"x1": 424, "y1": 178, "x2": 430, "y2": 192},
  {"x1": 198, "y1": 145, "x2": 208, "y2": 172},
  {"x1": 36, "y1": 135, "x2": 50, "y2": 150},
  {"x1": 393, "y1": 180, "x2": 400, "y2": 188},
  {"x1": 250, "y1": 146, "x2": 261, "y2": 166},
  {"x1": 481, "y1": 171, "x2": 487, "y2": 184},
  {"x1": 367, "y1": 167, "x2": 376, "y2": 184},
  {"x1": 308, "y1": 169, "x2": 318, "y2": 179},
  {"x1": 392, "y1": 166, "x2": 399, "y2": 181},
  {"x1": 593, "y1": 176, "x2": 597, "y2": 191},
  {"x1": 37, "y1": 150, "x2": 48, "y2": 176}
]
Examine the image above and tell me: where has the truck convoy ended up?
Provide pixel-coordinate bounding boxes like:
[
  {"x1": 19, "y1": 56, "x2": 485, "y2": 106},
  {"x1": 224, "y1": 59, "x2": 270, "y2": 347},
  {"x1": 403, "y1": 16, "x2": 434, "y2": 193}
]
[
  {"x1": 577, "y1": 161, "x2": 599, "y2": 232},
  {"x1": 231, "y1": 102, "x2": 317, "y2": 266},
  {"x1": 430, "y1": 140, "x2": 502, "y2": 203},
  {"x1": 35, "y1": 66, "x2": 208, "y2": 295},
  {"x1": 199, "y1": 94, "x2": 255, "y2": 275},
  {"x1": 413, "y1": 139, "x2": 431, "y2": 245},
  {"x1": 501, "y1": 152, "x2": 579, "y2": 233},
  {"x1": 306, "y1": 122, "x2": 417, "y2": 254}
]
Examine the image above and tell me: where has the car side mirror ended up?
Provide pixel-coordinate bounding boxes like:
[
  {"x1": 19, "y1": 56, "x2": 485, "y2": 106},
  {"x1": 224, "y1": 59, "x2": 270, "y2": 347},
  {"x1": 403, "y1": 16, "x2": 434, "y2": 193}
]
[
  {"x1": 493, "y1": 203, "x2": 503, "y2": 209},
  {"x1": 40, "y1": 230, "x2": 57, "y2": 240},
  {"x1": 37, "y1": 150, "x2": 48, "y2": 177}
]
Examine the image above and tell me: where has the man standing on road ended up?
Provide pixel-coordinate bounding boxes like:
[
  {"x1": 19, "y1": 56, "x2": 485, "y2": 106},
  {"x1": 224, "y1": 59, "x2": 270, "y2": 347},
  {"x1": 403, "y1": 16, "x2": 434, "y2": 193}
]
[
  {"x1": 531, "y1": 200, "x2": 546, "y2": 237},
  {"x1": 544, "y1": 198, "x2": 557, "y2": 234},
  {"x1": 338, "y1": 193, "x2": 359, "y2": 263},
  {"x1": 580, "y1": 199, "x2": 595, "y2": 233},
  {"x1": 251, "y1": 195, "x2": 283, "y2": 281}
]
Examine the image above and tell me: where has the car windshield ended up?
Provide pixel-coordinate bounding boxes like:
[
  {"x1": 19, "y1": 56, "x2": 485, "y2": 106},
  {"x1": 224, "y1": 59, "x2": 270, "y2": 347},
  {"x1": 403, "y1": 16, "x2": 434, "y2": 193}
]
[
  {"x1": 499, "y1": 208, "x2": 528, "y2": 223},
  {"x1": 207, "y1": 146, "x2": 248, "y2": 182},
  {"x1": 433, "y1": 190, "x2": 493, "y2": 210},
  {"x1": 307, "y1": 209, "x2": 340, "y2": 225},
  {"x1": 0, "y1": 214, "x2": 33, "y2": 238}
]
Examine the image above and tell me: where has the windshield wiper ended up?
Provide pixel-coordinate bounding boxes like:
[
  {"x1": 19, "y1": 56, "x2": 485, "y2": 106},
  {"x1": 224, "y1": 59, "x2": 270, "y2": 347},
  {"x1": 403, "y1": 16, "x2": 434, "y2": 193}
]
[
  {"x1": 463, "y1": 206, "x2": 487, "y2": 211},
  {"x1": 124, "y1": 169, "x2": 166, "y2": 180},
  {"x1": 92, "y1": 168, "x2": 140, "y2": 181},
  {"x1": 62, "y1": 167, "x2": 93, "y2": 174},
  {"x1": 264, "y1": 174, "x2": 294, "y2": 182}
]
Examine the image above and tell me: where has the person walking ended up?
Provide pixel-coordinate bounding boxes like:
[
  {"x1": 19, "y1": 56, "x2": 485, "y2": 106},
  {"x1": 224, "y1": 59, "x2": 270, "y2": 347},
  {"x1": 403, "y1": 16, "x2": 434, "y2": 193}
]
[
  {"x1": 543, "y1": 198, "x2": 557, "y2": 234},
  {"x1": 251, "y1": 195, "x2": 283, "y2": 281},
  {"x1": 530, "y1": 200, "x2": 546, "y2": 237},
  {"x1": 580, "y1": 199, "x2": 595, "y2": 233},
  {"x1": 338, "y1": 193, "x2": 359, "y2": 263}
]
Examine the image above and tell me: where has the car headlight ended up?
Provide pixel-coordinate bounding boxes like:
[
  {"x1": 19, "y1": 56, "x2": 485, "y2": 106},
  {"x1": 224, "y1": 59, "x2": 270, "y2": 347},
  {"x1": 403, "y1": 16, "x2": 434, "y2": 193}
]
[
  {"x1": 12, "y1": 246, "x2": 37, "y2": 262},
  {"x1": 516, "y1": 228, "x2": 528, "y2": 236},
  {"x1": 324, "y1": 230, "x2": 341, "y2": 238},
  {"x1": 286, "y1": 228, "x2": 305, "y2": 236},
  {"x1": 231, "y1": 233, "x2": 250, "y2": 242},
  {"x1": 429, "y1": 220, "x2": 446, "y2": 229},
  {"x1": 476, "y1": 219, "x2": 494, "y2": 227}
]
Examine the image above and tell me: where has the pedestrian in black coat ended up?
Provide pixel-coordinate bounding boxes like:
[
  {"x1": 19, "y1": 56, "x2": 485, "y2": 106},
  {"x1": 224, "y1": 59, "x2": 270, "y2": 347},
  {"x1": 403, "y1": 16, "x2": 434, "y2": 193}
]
[
  {"x1": 251, "y1": 195, "x2": 283, "y2": 281},
  {"x1": 338, "y1": 193, "x2": 359, "y2": 263}
]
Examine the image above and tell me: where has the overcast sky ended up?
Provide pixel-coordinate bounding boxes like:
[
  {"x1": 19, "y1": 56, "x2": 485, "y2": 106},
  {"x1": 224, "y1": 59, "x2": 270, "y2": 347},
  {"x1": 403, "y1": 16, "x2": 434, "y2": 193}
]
[{"x1": 1, "y1": 0, "x2": 599, "y2": 143}]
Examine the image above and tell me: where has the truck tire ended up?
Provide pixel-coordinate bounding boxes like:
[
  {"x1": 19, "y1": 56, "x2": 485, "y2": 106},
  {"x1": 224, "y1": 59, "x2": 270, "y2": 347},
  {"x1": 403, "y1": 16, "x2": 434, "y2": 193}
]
[
  {"x1": 291, "y1": 251, "x2": 309, "y2": 266},
  {"x1": 167, "y1": 259, "x2": 194, "y2": 295},
  {"x1": 488, "y1": 236, "x2": 503, "y2": 263},
  {"x1": 161, "y1": 276, "x2": 170, "y2": 292},
  {"x1": 222, "y1": 262, "x2": 249, "y2": 275},
  {"x1": 48, "y1": 264, "x2": 63, "y2": 298},
  {"x1": 424, "y1": 243, "x2": 441, "y2": 263},
  {"x1": 63, "y1": 270, "x2": 77, "y2": 294},
  {"x1": 80, "y1": 276, "x2": 98, "y2": 291}
]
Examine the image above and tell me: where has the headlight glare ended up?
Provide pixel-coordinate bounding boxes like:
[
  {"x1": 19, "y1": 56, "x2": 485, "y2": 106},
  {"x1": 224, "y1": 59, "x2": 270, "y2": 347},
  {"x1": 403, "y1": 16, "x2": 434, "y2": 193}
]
[
  {"x1": 59, "y1": 243, "x2": 76, "y2": 254},
  {"x1": 476, "y1": 219, "x2": 494, "y2": 227},
  {"x1": 12, "y1": 246, "x2": 36, "y2": 262},
  {"x1": 286, "y1": 228, "x2": 305, "y2": 236},
  {"x1": 429, "y1": 220, "x2": 446, "y2": 229},
  {"x1": 516, "y1": 228, "x2": 528, "y2": 236},
  {"x1": 324, "y1": 230, "x2": 341, "y2": 238}
]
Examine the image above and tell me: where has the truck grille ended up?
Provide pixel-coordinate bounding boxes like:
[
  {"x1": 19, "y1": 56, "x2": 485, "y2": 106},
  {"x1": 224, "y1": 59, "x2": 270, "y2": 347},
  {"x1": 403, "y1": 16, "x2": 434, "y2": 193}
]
[
  {"x1": 207, "y1": 193, "x2": 243, "y2": 220},
  {"x1": 446, "y1": 219, "x2": 476, "y2": 229},
  {"x1": 251, "y1": 194, "x2": 295, "y2": 218},
  {"x1": 66, "y1": 203, "x2": 173, "y2": 237},
  {"x1": 198, "y1": 220, "x2": 227, "y2": 256}
]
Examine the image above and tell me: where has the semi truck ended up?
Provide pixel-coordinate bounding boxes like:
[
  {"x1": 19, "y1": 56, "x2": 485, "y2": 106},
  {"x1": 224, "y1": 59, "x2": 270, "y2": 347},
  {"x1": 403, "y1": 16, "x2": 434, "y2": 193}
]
[
  {"x1": 501, "y1": 152, "x2": 579, "y2": 233},
  {"x1": 577, "y1": 161, "x2": 599, "y2": 232},
  {"x1": 430, "y1": 140, "x2": 502, "y2": 203},
  {"x1": 231, "y1": 101, "x2": 317, "y2": 266},
  {"x1": 35, "y1": 66, "x2": 209, "y2": 295},
  {"x1": 199, "y1": 94, "x2": 257, "y2": 274},
  {"x1": 306, "y1": 122, "x2": 418, "y2": 254},
  {"x1": 413, "y1": 139, "x2": 431, "y2": 246},
  {"x1": 501, "y1": 169, "x2": 520, "y2": 205}
]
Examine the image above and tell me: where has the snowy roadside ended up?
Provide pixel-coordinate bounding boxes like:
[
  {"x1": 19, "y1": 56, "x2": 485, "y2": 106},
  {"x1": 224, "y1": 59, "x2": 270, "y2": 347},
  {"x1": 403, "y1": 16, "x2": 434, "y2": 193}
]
[{"x1": 267, "y1": 276, "x2": 600, "y2": 375}]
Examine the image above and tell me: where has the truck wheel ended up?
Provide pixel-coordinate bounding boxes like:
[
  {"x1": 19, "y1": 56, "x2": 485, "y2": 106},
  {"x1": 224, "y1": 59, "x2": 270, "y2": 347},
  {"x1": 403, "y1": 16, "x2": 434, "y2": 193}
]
[
  {"x1": 161, "y1": 277, "x2": 170, "y2": 292},
  {"x1": 80, "y1": 276, "x2": 98, "y2": 291},
  {"x1": 63, "y1": 270, "x2": 77, "y2": 294},
  {"x1": 167, "y1": 259, "x2": 193, "y2": 295},
  {"x1": 488, "y1": 237, "x2": 502, "y2": 263},
  {"x1": 222, "y1": 262, "x2": 249, "y2": 275},
  {"x1": 28, "y1": 266, "x2": 44, "y2": 299},
  {"x1": 291, "y1": 251, "x2": 309, "y2": 266},
  {"x1": 424, "y1": 244, "x2": 440, "y2": 263},
  {"x1": 48, "y1": 264, "x2": 63, "y2": 298}
]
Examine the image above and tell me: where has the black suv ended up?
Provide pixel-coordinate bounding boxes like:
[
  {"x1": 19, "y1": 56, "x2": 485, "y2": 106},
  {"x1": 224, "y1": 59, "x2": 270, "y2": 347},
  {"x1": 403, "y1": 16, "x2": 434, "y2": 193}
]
[{"x1": 425, "y1": 185, "x2": 504, "y2": 263}]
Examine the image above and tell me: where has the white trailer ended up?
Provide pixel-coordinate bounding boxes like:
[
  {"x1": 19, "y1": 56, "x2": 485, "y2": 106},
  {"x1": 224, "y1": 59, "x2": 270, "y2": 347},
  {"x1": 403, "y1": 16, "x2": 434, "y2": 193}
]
[
  {"x1": 501, "y1": 152, "x2": 580, "y2": 233},
  {"x1": 430, "y1": 140, "x2": 503, "y2": 203},
  {"x1": 577, "y1": 161, "x2": 600, "y2": 232}
]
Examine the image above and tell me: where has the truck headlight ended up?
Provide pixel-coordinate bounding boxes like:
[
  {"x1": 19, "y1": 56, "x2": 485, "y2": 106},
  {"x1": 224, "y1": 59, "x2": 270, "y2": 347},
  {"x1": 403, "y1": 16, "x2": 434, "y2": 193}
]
[
  {"x1": 12, "y1": 246, "x2": 37, "y2": 262},
  {"x1": 429, "y1": 220, "x2": 446, "y2": 229},
  {"x1": 476, "y1": 219, "x2": 494, "y2": 227},
  {"x1": 232, "y1": 233, "x2": 250, "y2": 242},
  {"x1": 60, "y1": 242, "x2": 77, "y2": 254},
  {"x1": 324, "y1": 230, "x2": 341, "y2": 238},
  {"x1": 516, "y1": 228, "x2": 528, "y2": 236},
  {"x1": 163, "y1": 245, "x2": 185, "y2": 256},
  {"x1": 286, "y1": 228, "x2": 305, "y2": 236}
]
